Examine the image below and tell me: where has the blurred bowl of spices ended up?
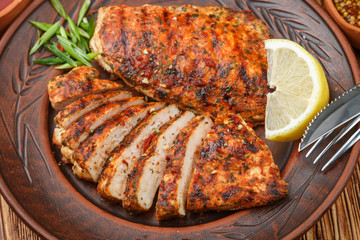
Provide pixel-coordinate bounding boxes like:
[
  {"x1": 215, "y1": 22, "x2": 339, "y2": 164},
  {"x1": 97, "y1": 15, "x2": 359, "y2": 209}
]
[
  {"x1": 0, "y1": 0, "x2": 31, "y2": 35},
  {"x1": 324, "y1": 0, "x2": 360, "y2": 48}
]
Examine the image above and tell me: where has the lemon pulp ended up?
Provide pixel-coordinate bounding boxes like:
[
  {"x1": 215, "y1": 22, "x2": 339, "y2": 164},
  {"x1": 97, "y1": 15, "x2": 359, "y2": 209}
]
[{"x1": 264, "y1": 39, "x2": 329, "y2": 142}]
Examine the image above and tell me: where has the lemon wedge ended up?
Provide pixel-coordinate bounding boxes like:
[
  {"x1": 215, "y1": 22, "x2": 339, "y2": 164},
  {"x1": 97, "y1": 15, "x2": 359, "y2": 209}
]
[{"x1": 264, "y1": 39, "x2": 329, "y2": 142}]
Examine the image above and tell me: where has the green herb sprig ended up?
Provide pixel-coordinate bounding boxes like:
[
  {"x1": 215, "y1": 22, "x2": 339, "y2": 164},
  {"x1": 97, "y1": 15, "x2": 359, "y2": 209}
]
[{"x1": 29, "y1": 0, "x2": 98, "y2": 69}]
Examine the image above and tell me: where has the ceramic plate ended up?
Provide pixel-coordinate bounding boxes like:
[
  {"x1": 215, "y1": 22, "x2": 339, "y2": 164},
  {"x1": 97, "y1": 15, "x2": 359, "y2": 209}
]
[{"x1": 0, "y1": 0, "x2": 359, "y2": 239}]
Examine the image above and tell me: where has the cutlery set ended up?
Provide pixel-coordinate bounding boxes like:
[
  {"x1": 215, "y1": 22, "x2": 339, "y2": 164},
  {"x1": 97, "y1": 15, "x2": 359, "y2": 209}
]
[{"x1": 300, "y1": 83, "x2": 360, "y2": 171}]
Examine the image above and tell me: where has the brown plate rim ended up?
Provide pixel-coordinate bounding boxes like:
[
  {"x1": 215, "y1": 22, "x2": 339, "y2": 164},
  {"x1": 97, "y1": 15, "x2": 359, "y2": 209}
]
[{"x1": 0, "y1": 0, "x2": 359, "y2": 239}]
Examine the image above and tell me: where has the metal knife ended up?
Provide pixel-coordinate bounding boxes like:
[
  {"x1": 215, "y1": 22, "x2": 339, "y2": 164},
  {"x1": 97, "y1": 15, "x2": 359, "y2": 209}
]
[{"x1": 299, "y1": 83, "x2": 360, "y2": 151}]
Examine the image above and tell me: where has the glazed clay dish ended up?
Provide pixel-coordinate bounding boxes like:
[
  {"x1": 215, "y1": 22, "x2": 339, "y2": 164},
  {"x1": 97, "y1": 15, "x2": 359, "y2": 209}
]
[
  {"x1": 0, "y1": 0, "x2": 31, "y2": 34},
  {"x1": 323, "y1": 0, "x2": 360, "y2": 49},
  {"x1": 0, "y1": 0, "x2": 359, "y2": 239}
]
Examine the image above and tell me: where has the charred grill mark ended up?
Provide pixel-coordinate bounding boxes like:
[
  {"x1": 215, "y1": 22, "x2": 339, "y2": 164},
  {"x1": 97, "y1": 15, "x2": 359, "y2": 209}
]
[
  {"x1": 140, "y1": 8, "x2": 147, "y2": 16},
  {"x1": 85, "y1": 78, "x2": 94, "y2": 92},
  {"x1": 142, "y1": 30, "x2": 153, "y2": 49},
  {"x1": 221, "y1": 186, "x2": 241, "y2": 201},
  {"x1": 209, "y1": 25, "x2": 221, "y2": 87},
  {"x1": 248, "y1": 142, "x2": 258, "y2": 153},
  {"x1": 157, "y1": 89, "x2": 167, "y2": 100},
  {"x1": 120, "y1": 27, "x2": 128, "y2": 57},
  {"x1": 167, "y1": 28, "x2": 173, "y2": 48},
  {"x1": 82, "y1": 144, "x2": 96, "y2": 162},
  {"x1": 210, "y1": 23, "x2": 218, "y2": 48},
  {"x1": 140, "y1": 7, "x2": 150, "y2": 49},
  {"x1": 239, "y1": 66, "x2": 251, "y2": 95},
  {"x1": 83, "y1": 152, "x2": 91, "y2": 162},
  {"x1": 195, "y1": 86, "x2": 210, "y2": 105},
  {"x1": 110, "y1": 13, "x2": 125, "y2": 55},
  {"x1": 208, "y1": 135, "x2": 225, "y2": 156},
  {"x1": 140, "y1": 9, "x2": 155, "y2": 49},
  {"x1": 93, "y1": 122, "x2": 107, "y2": 135},
  {"x1": 243, "y1": 162, "x2": 249, "y2": 171},
  {"x1": 73, "y1": 124, "x2": 83, "y2": 139},
  {"x1": 200, "y1": 148, "x2": 208, "y2": 161},
  {"x1": 185, "y1": 13, "x2": 191, "y2": 25},
  {"x1": 163, "y1": 8, "x2": 169, "y2": 26},
  {"x1": 74, "y1": 101, "x2": 87, "y2": 114},
  {"x1": 188, "y1": 183, "x2": 207, "y2": 203},
  {"x1": 173, "y1": 142, "x2": 184, "y2": 155}
]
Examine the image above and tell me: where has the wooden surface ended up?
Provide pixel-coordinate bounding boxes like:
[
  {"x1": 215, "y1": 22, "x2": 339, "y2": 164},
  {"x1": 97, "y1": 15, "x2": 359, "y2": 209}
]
[{"x1": 0, "y1": 0, "x2": 359, "y2": 239}]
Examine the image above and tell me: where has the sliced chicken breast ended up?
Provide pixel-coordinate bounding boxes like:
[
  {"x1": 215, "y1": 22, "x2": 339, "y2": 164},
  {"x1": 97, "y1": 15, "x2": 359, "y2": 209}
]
[
  {"x1": 97, "y1": 104, "x2": 185, "y2": 201},
  {"x1": 48, "y1": 66, "x2": 125, "y2": 110},
  {"x1": 54, "y1": 90, "x2": 133, "y2": 130},
  {"x1": 72, "y1": 102, "x2": 166, "y2": 182},
  {"x1": 122, "y1": 111, "x2": 195, "y2": 213},
  {"x1": 60, "y1": 97, "x2": 145, "y2": 163},
  {"x1": 155, "y1": 114, "x2": 213, "y2": 220}
]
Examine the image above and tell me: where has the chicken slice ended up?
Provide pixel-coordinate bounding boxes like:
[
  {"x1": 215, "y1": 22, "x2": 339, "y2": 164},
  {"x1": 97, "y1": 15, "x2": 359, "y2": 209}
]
[
  {"x1": 98, "y1": 104, "x2": 186, "y2": 201},
  {"x1": 60, "y1": 97, "x2": 145, "y2": 163},
  {"x1": 52, "y1": 127, "x2": 65, "y2": 147},
  {"x1": 72, "y1": 102, "x2": 166, "y2": 182},
  {"x1": 122, "y1": 111, "x2": 195, "y2": 213},
  {"x1": 54, "y1": 90, "x2": 133, "y2": 130},
  {"x1": 187, "y1": 113, "x2": 288, "y2": 211},
  {"x1": 52, "y1": 90, "x2": 133, "y2": 149},
  {"x1": 156, "y1": 114, "x2": 213, "y2": 220},
  {"x1": 48, "y1": 66, "x2": 124, "y2": 110}
]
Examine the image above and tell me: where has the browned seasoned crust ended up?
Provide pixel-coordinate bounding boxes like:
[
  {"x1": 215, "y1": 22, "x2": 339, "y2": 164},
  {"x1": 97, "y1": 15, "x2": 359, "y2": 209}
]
[
  {"x1": 122, "y1": 115, "x2": 182, "y2": 213},
  {"x1": 97, "y1": 105, "x2": 181, "y2": 201},
  {"x1": 61, "y1": 97, "x2": 144, "y2": 149},
  {"x1": 48, "y1": 66, "x2": 124, "y2": 110},
  {"x1": 91, "y1": 5, "x2": 271, "y2": 124},
  {"x1": 72, "y1": 102, "x2": 165, "y2": 182},
  {"x1": 122, "y1": 111, "x2": 195, "y2": 213},
  {"x1": 54, "y1": 90, "x2": 132, "y2": 129},
  {"x1": 96, "y1": 118, "x2": 155, "y2": 201},
  {"x1": 97, "y1": 112, "x2": 159, "y2": 199},
  {"x1": 186, "y1": 113, "x2": 287, "y2": 211}
]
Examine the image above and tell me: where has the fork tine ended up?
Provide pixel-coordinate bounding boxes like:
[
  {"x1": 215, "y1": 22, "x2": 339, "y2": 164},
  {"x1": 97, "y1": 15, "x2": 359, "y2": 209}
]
[
  {"x1": 313, "y1": 115, "x2": 360, "y2": 164},
  {"x1": 321, "y1": 128, "x2": 360, "y2": 172},
  {"x1": 305, "y1": 131, "x2": 332, "y2": 158}
]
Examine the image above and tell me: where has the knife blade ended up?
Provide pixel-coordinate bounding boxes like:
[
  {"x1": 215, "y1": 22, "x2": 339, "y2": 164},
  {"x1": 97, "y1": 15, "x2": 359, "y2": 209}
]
[{"x1": 299, "y1": 83, "x2": 360, "y2": 151}]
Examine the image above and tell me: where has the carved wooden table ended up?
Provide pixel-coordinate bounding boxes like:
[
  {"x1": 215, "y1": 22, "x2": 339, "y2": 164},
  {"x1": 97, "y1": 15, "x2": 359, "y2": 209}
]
[{"x1": 0, "y1": 0, "x2": 359, "y2": 239}]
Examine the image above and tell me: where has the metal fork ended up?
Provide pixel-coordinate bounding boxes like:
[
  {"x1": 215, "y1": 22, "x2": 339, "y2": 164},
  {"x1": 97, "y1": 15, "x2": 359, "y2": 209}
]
[{"x1": 305, "y1": 114, "x2": 360, "y2": 172}]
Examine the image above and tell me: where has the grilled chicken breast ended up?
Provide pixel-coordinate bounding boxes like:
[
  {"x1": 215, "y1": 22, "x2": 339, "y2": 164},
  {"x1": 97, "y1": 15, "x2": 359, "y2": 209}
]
[
  {"x1": 48, "y1": 66, "x2": 124, "y2": 110},
  {"x1": 54, "y1": 90, "x2": 133, "y2": 130},
  {"x1": 187, "y1": 113, "x2": 287, "y2": 211},
  {"x1": 48, "y1": 3, "x2": 287, "y2": 218},
  {"x1": 123, "y1": 111, "x2": 195, "y2": 213},
  {"x1": 156, "y1": 114, "x2": 213, "y2": 220},
  {"x1": 72, "y1": 102, "x2": 166, "y2": 182},
  {"x1": 97, "y1": 104, "x2": 185, "y2": 201},
  {"x1": 90, "y1": 5, "x2": 271, "y2": 124},
  {"x1": 60, "y1": 97, "x2": 145, "y2": 163}
]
